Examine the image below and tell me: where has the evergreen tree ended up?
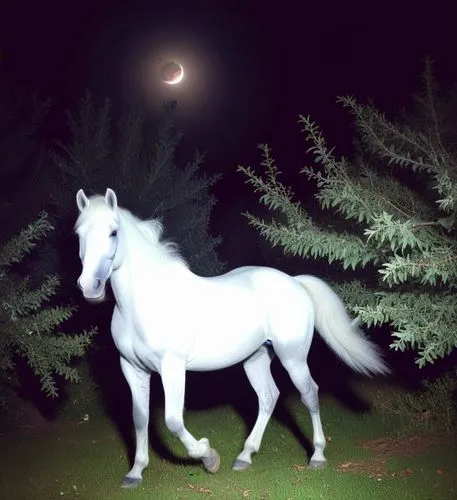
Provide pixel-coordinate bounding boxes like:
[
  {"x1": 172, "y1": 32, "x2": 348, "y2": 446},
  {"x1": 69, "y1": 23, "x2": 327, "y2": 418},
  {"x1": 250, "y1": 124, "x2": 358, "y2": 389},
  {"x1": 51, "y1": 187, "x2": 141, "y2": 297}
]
[
  {"x1": 0, "y1": 213, "x2": 94, "y2": 407},
  {"x1": 239, "y1": 62, "x2": 457, "y2": 367},
  {"x1": 0, "y1": 82, "x2": 94, "y2": 409},
  {"x1": 51, "y1": 95, "x2": 223, "y2": 276}
]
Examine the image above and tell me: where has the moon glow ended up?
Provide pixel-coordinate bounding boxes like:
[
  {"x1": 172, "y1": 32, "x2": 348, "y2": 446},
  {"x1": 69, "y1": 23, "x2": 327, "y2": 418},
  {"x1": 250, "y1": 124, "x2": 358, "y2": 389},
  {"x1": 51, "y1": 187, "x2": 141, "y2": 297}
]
[
  {"x1": 161, "y1": 61, "x2": 184, "y2": 85},
  {"x1": 137, "y1": 36, "x2": 219, "y2": 120}
]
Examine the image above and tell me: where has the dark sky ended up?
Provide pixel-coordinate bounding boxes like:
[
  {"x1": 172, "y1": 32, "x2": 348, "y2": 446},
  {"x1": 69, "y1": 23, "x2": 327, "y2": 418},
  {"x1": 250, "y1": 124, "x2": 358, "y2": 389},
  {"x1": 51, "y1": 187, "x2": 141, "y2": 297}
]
[{"x1": 1, "y1": 0, "x2": 457, "y2": 264}]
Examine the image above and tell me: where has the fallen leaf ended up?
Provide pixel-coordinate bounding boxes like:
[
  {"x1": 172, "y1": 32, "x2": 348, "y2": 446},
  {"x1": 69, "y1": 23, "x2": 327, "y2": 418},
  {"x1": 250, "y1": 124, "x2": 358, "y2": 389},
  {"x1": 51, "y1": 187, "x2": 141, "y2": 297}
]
[{"x1": 185, "y1": 483, "x2": 213, "y2": 495}]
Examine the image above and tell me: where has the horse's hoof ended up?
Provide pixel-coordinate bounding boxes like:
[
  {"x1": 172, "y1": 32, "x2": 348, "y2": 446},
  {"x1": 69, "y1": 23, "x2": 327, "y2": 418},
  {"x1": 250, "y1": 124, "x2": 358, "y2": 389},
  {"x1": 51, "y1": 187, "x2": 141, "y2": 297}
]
[
  {"x1": 309, "y1": 459, "x2": 327, "y2": 469},
  {"x1": 121, "y1": 476, "x2": 142, "y2": 488},
  {"x1": 232, "y1": 459, "x2": 251, "y2": 471},
  {"x1": 202, "y1": 448, "x2": 220, "y2": 473}
]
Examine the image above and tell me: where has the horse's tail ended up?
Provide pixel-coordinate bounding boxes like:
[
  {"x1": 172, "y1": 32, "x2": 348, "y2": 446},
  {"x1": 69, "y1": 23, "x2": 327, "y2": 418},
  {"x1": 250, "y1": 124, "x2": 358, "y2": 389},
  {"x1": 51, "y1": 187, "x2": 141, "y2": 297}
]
[{"x1": 295, "y1": 275, "x2": 389, "y2": 376}]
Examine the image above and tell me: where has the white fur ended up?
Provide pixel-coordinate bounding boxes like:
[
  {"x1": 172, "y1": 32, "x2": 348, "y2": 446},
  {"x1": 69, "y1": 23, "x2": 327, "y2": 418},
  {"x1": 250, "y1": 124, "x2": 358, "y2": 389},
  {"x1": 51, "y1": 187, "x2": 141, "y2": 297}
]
[{"x1": 75, "y1": 188, "x2": 389, "y2": 488}]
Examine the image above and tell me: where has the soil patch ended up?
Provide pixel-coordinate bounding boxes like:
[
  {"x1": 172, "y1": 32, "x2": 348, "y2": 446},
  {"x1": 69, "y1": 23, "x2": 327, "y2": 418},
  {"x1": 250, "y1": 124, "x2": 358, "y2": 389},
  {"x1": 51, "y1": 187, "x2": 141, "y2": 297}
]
[
  {"x1": 336, "y1": 433, "x2": 448, "y2": 479},
  {"x1": 361, "y1": 434, "x2": 445, "y2": 455}
]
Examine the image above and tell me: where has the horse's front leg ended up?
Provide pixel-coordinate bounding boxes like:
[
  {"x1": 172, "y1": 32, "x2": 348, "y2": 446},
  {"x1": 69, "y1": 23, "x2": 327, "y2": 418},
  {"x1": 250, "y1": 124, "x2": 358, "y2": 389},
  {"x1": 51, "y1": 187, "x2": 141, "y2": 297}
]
[
  {"x1": 120, "y1": 356, "x2": 151, "y2": 488},
  {"x1": 160, "y1": 353, "x2": 220, "y2": 473}
]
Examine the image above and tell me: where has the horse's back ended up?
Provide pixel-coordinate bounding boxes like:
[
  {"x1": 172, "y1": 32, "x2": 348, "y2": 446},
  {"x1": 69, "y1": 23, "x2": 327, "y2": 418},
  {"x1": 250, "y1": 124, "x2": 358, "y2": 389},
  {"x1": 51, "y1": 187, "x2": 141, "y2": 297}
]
[
  {"x1": 214, "y1": 265, "x2": 310, "y2": 305},
  {"x1": 187, "y1": 266, "x2": 315, "y2": 366}
]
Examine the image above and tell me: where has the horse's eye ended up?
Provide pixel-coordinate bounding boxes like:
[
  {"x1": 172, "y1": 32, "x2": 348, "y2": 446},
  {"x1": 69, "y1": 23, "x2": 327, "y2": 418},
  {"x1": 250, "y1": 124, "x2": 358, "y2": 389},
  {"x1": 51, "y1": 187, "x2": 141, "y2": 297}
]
[{"x1": 110, "y1": 230, "x2": 118, "y2": 238}]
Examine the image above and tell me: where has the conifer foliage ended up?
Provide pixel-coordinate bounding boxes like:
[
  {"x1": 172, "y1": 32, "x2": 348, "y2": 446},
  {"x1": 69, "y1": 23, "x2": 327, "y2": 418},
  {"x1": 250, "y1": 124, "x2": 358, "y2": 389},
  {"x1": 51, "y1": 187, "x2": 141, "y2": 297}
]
[
  {"x1": 0, "y1": 82, "x2": 94, "y2": 407},
  {"x1": 0, "y1": 213, "x2": 94, "y2": 404},
  {"x1": 239, "y1": 63, "x2": 457, "y2": 367}
]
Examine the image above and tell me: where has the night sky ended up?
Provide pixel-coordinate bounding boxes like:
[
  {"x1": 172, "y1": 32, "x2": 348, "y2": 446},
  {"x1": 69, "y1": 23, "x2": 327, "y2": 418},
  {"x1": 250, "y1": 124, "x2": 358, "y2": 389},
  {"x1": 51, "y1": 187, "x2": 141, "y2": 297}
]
[{"x1": 2, "y1": 0, "x2": 457, "y2": 264}]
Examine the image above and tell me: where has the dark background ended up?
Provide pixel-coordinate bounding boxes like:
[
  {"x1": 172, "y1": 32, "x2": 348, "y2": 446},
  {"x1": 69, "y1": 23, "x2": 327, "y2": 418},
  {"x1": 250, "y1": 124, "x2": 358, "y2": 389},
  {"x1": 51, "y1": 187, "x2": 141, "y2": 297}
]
[{"x1": 2, "y1": 0, "x2": 457, "y2": 267}]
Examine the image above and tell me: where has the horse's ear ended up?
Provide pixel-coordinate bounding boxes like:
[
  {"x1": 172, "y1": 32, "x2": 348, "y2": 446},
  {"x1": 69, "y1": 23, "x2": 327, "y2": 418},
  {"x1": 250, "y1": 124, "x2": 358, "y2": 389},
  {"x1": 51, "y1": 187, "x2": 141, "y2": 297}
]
[
  {"x1": 76, "y1": 189, "x2": 90, "y2": 212},
  {"x1": 105, "y1": 188, "x2": 118, "y2": 210}
]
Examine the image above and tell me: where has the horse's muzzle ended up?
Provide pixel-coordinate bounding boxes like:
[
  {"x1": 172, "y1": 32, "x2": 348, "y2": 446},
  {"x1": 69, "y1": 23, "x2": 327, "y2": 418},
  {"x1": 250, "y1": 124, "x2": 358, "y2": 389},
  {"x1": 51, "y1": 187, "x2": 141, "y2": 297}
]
[{"x1": 77, "y1": 276, "x2": 106, "y2": 302}]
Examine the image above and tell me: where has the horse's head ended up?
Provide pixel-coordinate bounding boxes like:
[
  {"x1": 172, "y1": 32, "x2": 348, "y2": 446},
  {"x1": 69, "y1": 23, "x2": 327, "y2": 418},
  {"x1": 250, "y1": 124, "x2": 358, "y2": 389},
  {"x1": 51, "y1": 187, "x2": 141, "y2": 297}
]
[{"x1": 75, "y1": 188, "x2": 120, "y2": 303}]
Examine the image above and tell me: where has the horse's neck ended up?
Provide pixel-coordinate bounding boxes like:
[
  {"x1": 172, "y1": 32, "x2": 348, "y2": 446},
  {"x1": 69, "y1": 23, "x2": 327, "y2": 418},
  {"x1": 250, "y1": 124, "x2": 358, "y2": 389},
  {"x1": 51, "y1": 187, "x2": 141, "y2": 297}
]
[{"x1": 111, "y1": 220, "x2": 191, "y2": 309}]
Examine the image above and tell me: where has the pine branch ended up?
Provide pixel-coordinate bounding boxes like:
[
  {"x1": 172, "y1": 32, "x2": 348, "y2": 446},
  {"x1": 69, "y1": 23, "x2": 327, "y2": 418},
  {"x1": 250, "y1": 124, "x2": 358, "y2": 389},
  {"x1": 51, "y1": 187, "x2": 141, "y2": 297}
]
[
  {"x1": 239, "y1": 61, "x2": 457, "y2": 365},
  {"x1": 0, "y1": 212, "x2": 53, "y2": 266},
  {"x1": 0, "y1": 218, "x2": 95, "y2": 401}
]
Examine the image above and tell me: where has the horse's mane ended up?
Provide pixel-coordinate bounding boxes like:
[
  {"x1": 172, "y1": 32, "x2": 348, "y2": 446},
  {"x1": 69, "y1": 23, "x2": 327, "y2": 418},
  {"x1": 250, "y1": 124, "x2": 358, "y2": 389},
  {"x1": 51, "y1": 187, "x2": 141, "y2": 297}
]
[
  {"x1": 120, "y1": 209, "x2": 188, "y2": 267},
  {"x1": 75, "y1": 195, "x2": 187, "y2": 268}
]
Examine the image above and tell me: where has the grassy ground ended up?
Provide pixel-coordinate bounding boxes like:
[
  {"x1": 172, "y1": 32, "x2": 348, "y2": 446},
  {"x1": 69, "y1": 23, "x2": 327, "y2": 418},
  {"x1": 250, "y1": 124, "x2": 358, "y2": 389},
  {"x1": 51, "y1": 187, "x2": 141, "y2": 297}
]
[{"x1": 0, "y1": 377, "x2": 455, "y2": 500}]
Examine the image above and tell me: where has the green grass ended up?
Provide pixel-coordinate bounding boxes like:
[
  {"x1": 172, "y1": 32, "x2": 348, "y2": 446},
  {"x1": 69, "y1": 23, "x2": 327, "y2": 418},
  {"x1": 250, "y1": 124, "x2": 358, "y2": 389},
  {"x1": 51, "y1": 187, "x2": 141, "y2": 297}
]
[{"x1": 0, "y1": 382, "x2": 456, "y2": 500}]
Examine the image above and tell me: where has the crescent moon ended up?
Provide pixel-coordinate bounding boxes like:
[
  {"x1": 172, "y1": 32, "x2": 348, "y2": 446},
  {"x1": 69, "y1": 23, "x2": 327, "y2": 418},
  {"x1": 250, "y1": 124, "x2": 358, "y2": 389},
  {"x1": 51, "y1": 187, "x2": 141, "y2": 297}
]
[{"x1": 165, "y1": 63, "x2": 184, "y2": 85}]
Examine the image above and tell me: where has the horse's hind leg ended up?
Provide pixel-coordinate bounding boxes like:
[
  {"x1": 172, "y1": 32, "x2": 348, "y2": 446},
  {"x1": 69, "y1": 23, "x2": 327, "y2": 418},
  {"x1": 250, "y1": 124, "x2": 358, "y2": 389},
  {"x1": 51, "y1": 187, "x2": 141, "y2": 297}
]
[
  {"x1": 233, "y1": 345, "x2": 279, "y2": 471},
  {"x1": 160, "y1": 353, "x2": 220, "y2": 473},
  {"x1": 278, "y1": 353, "x2": 327, "y2": 468}
]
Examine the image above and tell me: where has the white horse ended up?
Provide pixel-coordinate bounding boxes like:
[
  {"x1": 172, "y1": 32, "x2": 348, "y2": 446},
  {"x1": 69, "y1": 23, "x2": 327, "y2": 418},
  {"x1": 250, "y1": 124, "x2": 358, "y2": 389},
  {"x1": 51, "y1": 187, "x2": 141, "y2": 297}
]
[{"x1": 75, "y1": 188, "x2": 389, "y2": 488}]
